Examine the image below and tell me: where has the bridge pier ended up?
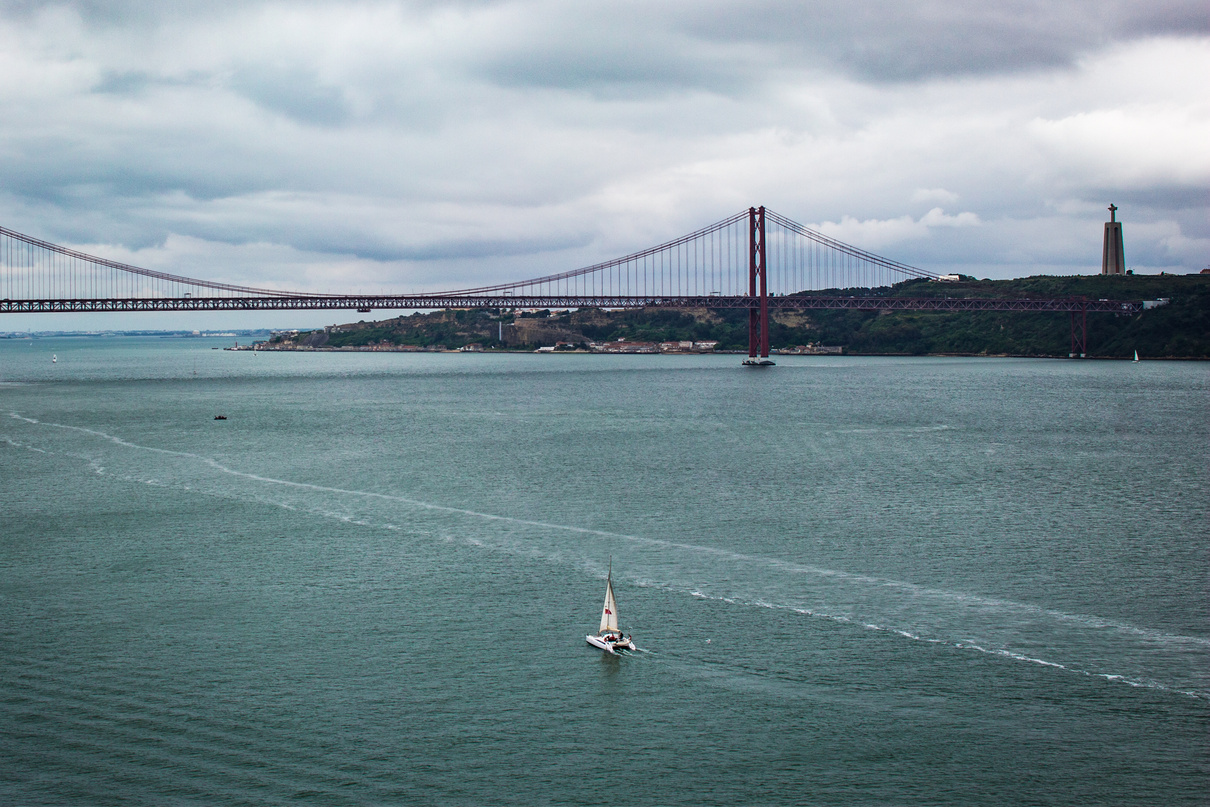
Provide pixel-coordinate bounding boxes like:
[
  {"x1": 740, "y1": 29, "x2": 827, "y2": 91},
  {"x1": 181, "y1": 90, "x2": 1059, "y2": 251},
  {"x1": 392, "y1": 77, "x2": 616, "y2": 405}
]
[
  {"x1": 744, "y1": 206, "x2": 774, "y2": 366},
  {"x1": 1069, "y1": 302, "x2": 1087, "y2": 358}
]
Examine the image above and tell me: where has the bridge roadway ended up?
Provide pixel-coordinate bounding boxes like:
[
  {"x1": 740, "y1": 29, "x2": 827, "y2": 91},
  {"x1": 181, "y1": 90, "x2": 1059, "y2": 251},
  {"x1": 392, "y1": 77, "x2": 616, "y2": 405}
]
[{"x1": 0, "y1": 294, "x2": 1145, "y2": 315}]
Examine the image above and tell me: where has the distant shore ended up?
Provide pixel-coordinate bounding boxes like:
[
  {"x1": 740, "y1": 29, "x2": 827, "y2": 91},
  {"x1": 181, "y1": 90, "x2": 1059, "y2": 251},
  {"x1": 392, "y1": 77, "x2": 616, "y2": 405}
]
[
  {"x1": 231, "y1": 343, "x2": 1202, "y2": 360},
  {"x1": 254, "y1": 274, "x2": 1208, "y2": 360}
]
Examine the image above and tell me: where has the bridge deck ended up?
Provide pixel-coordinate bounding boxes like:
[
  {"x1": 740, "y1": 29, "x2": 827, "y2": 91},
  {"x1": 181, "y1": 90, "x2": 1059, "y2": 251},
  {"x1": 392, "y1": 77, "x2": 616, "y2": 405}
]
[{"x1": 0, "y1": 295, "x2": 1144, "y2": 314}]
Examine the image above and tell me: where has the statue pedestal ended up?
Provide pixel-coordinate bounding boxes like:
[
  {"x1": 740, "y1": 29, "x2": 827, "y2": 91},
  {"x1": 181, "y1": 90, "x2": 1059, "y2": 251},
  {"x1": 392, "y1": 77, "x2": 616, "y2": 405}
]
[{"x1": 1102, "y1": 204, "x2": 1125, "y2": 275}]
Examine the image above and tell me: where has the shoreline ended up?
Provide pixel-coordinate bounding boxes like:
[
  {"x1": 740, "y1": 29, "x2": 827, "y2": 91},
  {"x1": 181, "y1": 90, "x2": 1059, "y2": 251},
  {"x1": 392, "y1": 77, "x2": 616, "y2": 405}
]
[{"x1": 229, "y1": 345, "x2": 1204, "y2": 361}]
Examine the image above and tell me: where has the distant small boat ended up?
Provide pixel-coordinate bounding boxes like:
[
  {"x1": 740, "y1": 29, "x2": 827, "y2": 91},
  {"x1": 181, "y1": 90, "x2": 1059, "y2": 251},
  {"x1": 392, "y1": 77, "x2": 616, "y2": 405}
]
[
  {"x1": 742, "y1": 358, "x2": 774, "y2": 367},
  {"x1": 586, "y1": 560, "x2": 636, "y2": 654},
  {"x1": 51, "y1": 354, "x2": 57, "y2": 363},
  {"x1": 1133, "y1": 350, "x2": 1139, "y2": 362},
  {"x1": 214, "y1": 415, "x2": 227, "y2": 420}
]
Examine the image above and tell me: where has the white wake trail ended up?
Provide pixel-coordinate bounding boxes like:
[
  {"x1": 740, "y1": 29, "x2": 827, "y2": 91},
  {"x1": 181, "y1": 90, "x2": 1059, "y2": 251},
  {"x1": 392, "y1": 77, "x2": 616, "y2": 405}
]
[{"x1": 7, "y1": 410, "x2": 1208, "y2": 698}]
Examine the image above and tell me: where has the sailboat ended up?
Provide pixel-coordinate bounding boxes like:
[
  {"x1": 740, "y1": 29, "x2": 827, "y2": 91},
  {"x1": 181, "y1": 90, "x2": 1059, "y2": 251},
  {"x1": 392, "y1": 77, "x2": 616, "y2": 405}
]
[
  {"x1": 51, "y1": 354, "x2": 57, "y2": 363},
  {"x1": 1133, "y1": 350, "x2": 1139, "y2": 362},
  {"x1": 585, "y1": 561, "x2": 636, "y2": 654}
]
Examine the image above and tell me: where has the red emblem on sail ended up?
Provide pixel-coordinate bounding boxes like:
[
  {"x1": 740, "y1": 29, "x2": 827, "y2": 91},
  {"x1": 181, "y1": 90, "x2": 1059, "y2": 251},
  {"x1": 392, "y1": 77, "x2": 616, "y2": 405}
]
[{"x1": 604, "y1": 608, "x2": 611, "y2": 614}]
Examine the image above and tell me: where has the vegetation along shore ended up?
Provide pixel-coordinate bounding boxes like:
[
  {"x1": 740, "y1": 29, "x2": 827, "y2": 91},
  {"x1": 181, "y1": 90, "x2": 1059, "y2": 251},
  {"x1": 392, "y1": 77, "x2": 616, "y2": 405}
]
[{"x1": 262, "y1": 274, "x2": 1209, "y2": 359}]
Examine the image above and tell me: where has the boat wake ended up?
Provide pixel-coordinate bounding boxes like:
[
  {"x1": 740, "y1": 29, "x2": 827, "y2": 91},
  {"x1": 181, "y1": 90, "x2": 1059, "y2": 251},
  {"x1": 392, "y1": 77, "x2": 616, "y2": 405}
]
[
  {"x1": 6, "y1": 410, "x2": 1208, "y2": 701},
  {"x1": 682, "y1": 588, "x2": 1206, "y2": 699}
]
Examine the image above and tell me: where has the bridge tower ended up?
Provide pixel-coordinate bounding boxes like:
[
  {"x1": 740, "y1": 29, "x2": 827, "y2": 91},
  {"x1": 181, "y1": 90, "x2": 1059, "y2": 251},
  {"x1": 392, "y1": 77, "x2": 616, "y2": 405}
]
[{"x1": 746, "y1": 206, "x2": 772, "y2": 364}]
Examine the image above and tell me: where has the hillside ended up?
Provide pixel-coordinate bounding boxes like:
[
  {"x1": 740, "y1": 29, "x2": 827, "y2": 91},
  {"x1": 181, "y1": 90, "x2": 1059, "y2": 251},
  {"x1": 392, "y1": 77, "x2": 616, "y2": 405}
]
[{"x1": 266, "y1": 274, "x2": 1210, "y2": 358}]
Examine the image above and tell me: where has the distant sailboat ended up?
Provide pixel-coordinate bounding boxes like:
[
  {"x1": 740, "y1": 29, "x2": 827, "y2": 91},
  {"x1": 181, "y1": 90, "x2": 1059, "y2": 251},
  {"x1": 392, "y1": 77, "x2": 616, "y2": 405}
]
[
  {"x1": 1133, "y1": 350, "x2": 1139, "y2": 362},
  {"x1": 51, "y1": 354, "x2": 57, "y2": 363},
  {"x1": 586, "y1": 560, "x2": 636, "y2": 654}
]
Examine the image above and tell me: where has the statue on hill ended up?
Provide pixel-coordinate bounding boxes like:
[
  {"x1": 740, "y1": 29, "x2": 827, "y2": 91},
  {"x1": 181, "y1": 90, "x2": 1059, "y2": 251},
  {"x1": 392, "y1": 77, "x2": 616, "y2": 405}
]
[{"x1": 1103, "y1": 204, "x2": 1125, "y2": 275}]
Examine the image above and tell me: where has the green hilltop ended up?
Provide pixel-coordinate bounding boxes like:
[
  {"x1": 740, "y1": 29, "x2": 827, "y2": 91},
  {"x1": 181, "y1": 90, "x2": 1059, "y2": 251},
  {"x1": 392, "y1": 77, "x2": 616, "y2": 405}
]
[{"x1": 269, "y1": 273, "x2": 1209, "y2": 359}]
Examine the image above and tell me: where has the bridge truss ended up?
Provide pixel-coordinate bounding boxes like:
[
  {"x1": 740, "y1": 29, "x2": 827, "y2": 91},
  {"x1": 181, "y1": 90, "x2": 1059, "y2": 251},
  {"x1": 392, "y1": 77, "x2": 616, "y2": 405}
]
[{"x1": 2, "y1": 208, "x2": 1141, "y2": 358}]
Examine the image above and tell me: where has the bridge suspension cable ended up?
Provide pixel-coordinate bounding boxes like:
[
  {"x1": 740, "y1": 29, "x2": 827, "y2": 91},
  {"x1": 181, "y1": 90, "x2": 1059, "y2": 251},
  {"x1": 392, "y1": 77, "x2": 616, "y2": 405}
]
[
  {"x1": 445, "y1": 210, "x2": 752, "y2": 299},
  {"x1": 445, "y1": 209, "x2": 938, "y2": 299},
  {"x1": 763, "y1": 209, "x2": 938, "y2": 292},
  {"x1": 0, "y1": 224, "x2": 323, "y2": 301},
  {"x1": 1, "y1": 208, "x2": 937, "y2": 307}
]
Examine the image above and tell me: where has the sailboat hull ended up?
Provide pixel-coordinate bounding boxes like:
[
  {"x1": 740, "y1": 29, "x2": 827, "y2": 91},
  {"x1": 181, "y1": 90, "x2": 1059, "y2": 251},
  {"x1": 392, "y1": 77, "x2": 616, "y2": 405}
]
[{"x1": 586, "y1": 634, "x2": 635, "y2": 654}]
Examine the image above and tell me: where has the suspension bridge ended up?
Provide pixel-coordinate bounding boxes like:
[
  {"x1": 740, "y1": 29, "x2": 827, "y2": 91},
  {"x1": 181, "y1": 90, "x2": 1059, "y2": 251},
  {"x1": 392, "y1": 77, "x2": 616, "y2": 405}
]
[{"x1": 1, "y1": 207, "x2": 1143, "y2": 359}]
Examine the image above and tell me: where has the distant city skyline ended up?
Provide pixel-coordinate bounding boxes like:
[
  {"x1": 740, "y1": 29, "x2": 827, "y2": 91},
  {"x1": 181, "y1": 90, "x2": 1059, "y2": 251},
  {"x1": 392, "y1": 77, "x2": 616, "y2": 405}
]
[{"x1": 0, "y1": 1, "x2": 1207, "y2": 330}]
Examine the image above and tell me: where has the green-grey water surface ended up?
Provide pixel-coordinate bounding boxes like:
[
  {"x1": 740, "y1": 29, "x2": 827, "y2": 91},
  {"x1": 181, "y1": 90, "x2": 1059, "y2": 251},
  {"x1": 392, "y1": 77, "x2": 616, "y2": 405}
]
[{"x1": 2, "y1": 337, "x2": 1207, "y2": 805}]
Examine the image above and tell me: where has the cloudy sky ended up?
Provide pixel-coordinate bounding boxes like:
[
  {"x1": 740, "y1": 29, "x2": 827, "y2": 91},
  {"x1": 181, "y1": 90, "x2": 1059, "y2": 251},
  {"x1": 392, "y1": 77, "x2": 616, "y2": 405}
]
[{"x1": 1, "y1": 0, "x2": 1207, "y2": 330}]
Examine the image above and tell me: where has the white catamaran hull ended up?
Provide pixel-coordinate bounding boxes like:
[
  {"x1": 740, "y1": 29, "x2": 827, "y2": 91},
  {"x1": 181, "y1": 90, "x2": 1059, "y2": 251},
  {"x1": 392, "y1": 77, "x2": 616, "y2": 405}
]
[{"x1": 586, "y1": 634, "x2": 636, "y2": 654}]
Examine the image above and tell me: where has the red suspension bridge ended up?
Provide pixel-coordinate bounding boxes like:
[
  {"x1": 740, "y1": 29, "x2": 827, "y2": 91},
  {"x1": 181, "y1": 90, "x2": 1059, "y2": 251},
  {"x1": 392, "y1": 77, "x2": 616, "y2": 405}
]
[{"x1": 1, "y1": 207, "x2": 1143, "y2": 358}]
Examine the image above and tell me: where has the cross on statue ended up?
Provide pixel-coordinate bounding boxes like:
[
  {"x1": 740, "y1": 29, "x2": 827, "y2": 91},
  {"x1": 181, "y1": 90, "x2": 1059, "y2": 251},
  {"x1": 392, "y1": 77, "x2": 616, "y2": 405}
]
[{"x1": 1108, "y1": 203, "x2": 1117, "y2": 222}]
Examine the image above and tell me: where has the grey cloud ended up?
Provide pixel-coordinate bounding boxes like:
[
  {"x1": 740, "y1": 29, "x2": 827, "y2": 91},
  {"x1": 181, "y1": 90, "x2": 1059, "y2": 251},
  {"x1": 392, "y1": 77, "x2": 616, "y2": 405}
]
[
  {"x1": 230, "y1": 66, "x2": 352, "y2": 126},
  {"x1": 176, "y1": 215, "x2": 595, "y2": 263},
  {"x1": 5, "y1": 148, "x2": 288, "y2": 209},
  {"x1": 674, "y1": 0, "x2": 1210, "y2": 81},
  {"x1": 1100, "y1": 190, "x2": 1210, "y2": 243},
  {"x1": 93, "y1": 71, "x2": 157, "y2": 95},
  {"x1": 0, "y1": 0, "x2": 308, "y2": 26},
  {"x1": 1098, "y1": 186, "x2": 1210, "y2": 216},
  {"x1": 329, "y1": 232, "x2": 594, "y2": 263},
  {"x1": 93, "y1": 67, "x2": 353, "y2": 127},
  {"x1": 0, "y1": 0, "x2": 1206, "y2": 299},
  {"x1": 387, "y1": 0, "x2": 1210, "y2": 92},
  {"x1": 479, "y1": 45, "x2": 747, "y2": 97},
  {"x1": 34, "y1": 0, "x2": 1210, "y2": 94}
]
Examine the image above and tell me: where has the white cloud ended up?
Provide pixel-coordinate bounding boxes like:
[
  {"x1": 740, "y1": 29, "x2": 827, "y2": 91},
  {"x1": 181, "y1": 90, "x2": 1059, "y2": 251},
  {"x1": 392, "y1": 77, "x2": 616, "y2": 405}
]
[
  {"x1": 811, "y1": 208, "x2": 980, "y2": 251},
  {"x1": 0, "y1": 3, "x2": 1207, "y2": 330},
  {"x1": 912, "y1": 188, "x2": 960, "y2": 205},
  {"x1": 1029, "y1": 106, "x2": 1210, "y2": 187}
]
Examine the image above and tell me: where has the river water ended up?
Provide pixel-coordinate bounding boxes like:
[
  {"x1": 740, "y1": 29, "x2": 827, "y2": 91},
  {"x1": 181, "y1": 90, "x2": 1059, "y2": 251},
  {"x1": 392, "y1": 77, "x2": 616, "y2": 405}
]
[{"x1": 2, "y1": 337, "x2": 1207, "y2": 805}]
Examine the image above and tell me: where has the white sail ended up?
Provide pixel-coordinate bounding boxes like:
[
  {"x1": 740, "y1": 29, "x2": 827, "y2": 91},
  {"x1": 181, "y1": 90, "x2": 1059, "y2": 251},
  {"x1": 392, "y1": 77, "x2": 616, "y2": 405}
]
[{"x1": 599, "y1": 575, "x2": 619, "y2": 633}]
